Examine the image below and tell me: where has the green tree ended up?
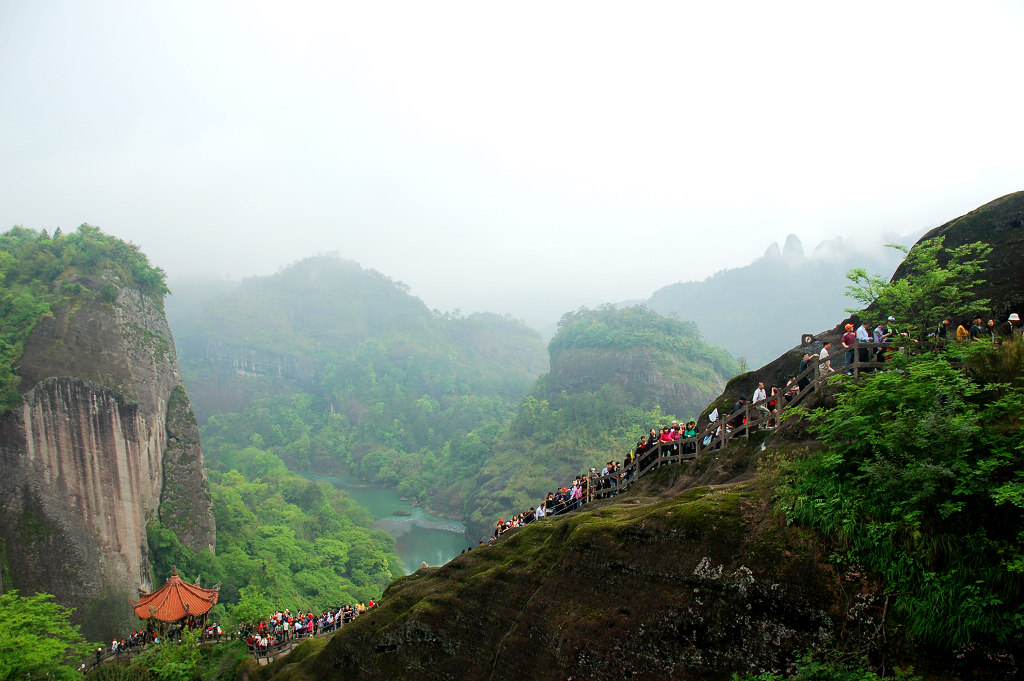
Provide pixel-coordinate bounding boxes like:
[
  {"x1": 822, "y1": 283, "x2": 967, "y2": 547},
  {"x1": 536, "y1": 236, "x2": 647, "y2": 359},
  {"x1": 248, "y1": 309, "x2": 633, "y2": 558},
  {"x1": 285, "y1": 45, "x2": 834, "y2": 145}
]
[
  {"x1": 845, "y1": 237, "x2": 991, "y2": 340},
  {"x1": 0, "y1": 591, "x2": 92, "y2": 681},
  {"x1": 128, "y1": 628, "x2": 200, "y2": 681},
  {"x1": 226, "y1": 586, "x2": 274, "y2": 628},
  {"x1": 777, "y1": 343, "x2": 1024, "y2": 650}
]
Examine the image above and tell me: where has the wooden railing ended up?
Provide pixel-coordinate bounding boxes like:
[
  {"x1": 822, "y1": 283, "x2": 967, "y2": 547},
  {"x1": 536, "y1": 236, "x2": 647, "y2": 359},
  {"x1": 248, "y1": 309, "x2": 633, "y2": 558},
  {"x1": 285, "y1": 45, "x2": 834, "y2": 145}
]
[
  {"x1": 511, "y1": 340, "x2": 905, "y2": 517},
  {"x1": 84, "y1": 618, "x2": 359, "y2": 670}
]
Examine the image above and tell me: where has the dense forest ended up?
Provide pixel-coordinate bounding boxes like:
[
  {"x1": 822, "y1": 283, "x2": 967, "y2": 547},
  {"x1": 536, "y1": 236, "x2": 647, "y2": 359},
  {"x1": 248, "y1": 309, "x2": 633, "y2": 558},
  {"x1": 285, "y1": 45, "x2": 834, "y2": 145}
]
[
  {"x1": 169, "y1": 258, "x2": 548, "y2": 488},
  {"x1": 149, "y1": 447, "x2": 404, "y2": 619},
  {"x1": 173, "y1": 266, "x2": 739, "y2": 531}
]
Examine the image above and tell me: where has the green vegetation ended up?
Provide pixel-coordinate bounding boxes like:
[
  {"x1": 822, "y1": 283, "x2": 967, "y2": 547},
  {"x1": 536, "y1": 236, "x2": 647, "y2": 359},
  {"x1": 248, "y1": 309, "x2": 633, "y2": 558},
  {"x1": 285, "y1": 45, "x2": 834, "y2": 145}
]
[
  {"x1": 778, "y1": 236, "x2": 1022, "y2": 653},
  {"x1": 148, "y1": 448, "x2": 403, "y2": 619},
  {"x1": 460, "y1": 385, "x2": 676, "y2": 527},
  {"x1": 551, "y1": 304, "x2": 738, "y2": 378},
  {"x1": 172, "y1": 257, "x2": 547, "y2": 503},
  {"x1": 85, "y1": 636, "x2": 249, "y2": 681},
  {"x1": 0, "y1": 590, "x2": 93, "y2": 681},
  {"x1": 777, "y1": 344, "x2": 1024, "y2": 651},
  {"x1": 129, "y1": 629, "x2": 202, "y2": 681},
  {"x1": 0, "y1": 224, "x2": 168, "y2": 410},
  {"x1": 844, "y1": 236, "x2": 991, "y2": 340},
  {"x1": 732, "y1": 652, "x2": 920, "y2": 680},
  {"x1": 185, "y1": 288, "x2": 732, "y2": 530}
]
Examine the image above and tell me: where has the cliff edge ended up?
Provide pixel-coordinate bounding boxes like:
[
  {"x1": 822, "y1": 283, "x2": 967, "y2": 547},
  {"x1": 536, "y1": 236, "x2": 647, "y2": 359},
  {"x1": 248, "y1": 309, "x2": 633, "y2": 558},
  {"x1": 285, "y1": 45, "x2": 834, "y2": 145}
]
[{"x1": 0, "y1": 234, "x2": 215, "y2": 641}]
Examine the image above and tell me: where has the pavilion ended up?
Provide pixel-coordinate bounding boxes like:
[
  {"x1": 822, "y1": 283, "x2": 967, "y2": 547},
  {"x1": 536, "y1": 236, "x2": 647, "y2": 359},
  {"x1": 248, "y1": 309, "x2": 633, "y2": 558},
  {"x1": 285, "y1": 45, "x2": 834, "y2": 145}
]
[{"x1": 133, "y1": 566, "x2": 219, "y2": 635}]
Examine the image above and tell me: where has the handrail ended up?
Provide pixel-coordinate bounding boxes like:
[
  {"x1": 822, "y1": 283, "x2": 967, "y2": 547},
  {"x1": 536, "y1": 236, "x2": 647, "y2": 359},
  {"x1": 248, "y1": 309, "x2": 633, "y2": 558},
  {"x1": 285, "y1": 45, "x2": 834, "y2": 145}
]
[
  {"x1": 497, "y1": 340, "x2": 916, "y2": 530},
  {"x1": 84, "y1": 616, "x2": 360, "y2": 670}
]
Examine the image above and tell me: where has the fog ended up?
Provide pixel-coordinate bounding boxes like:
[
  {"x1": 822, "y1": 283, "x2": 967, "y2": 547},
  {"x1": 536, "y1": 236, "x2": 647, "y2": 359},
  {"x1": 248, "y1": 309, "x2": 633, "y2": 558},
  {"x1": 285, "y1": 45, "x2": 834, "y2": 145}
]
[{"x1": 2, "y1": 1, "x2": 1023, "y2": 329}]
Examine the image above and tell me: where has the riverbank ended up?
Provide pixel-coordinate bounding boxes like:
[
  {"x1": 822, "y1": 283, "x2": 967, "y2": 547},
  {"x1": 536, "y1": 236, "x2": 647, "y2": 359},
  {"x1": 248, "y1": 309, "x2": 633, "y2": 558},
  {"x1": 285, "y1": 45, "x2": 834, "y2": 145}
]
[{"x1": 301, "y1": 471, "x2": 471, "y2": 575}]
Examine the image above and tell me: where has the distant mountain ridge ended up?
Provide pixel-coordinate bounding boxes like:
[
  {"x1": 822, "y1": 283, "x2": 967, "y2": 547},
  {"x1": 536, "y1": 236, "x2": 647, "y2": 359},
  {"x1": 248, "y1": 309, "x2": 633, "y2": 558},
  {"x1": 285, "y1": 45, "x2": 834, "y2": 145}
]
[
  {"x1": 167, "y1": 256, "x2": 550, "y2": 519},
  {"x1": 645, "y1": 235, "x2": 908, "y2": 367},
  {"x1": 169, "y1": 256, "x2": 548, "y2": 426}
]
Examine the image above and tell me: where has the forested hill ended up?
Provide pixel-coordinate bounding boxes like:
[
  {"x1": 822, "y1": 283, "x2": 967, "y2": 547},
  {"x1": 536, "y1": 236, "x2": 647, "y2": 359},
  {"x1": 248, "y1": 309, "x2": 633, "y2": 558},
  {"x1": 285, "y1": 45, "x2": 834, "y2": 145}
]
[
  {"x1": 171, "y1": 259, "x2": 739, "y2": 535},
  {"x1": 168, "y1": 256, "x2": 549, "y2": 501},
  {"x1": 454, "y1": 305, "x2": 739, "y2": 531},
  {"x1": 547, "y1": 305, "x2": 736, "y2": 419}
]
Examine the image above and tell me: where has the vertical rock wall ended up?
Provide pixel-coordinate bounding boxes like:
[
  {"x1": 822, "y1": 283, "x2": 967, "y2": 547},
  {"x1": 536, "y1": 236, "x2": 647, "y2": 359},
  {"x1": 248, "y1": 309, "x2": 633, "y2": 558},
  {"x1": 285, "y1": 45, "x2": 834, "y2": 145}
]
[{"x1": 0, "y1": 280, "x2": 214, "y2": 641}]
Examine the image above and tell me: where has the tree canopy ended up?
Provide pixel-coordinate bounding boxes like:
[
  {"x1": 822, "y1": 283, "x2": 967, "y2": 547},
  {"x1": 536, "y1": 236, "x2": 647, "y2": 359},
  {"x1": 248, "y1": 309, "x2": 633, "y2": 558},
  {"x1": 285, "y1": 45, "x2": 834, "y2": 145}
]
[
  {"x1": 0, "y1": 224, "x2": 169, "y2": 410},
  {"x1": 844, "y1": 237, "x2": 992, "y2": 340},
  {"x1": 778, "y1": 338, "x2": 1024, "y2": 652},
  {"x1": 0, "y1": 591, "x2": 92, "y2": 681}
]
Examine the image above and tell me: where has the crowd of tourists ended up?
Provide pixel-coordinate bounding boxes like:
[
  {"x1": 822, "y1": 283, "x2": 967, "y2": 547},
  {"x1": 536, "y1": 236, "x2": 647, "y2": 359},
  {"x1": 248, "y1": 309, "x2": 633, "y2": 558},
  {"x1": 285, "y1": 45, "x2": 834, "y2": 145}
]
[
  {"x1": 490, "y1": 424, "x2": 702, "y2": 541},
  {"x1": 243, "y1": 602, "x2": 376, "y2": 653},
  {"x1": 89, "y1": 599, "x2": 380, "y2": 667},
  {"x1": 489, "y1": 312, "x2": 1024, "y2": 544}
]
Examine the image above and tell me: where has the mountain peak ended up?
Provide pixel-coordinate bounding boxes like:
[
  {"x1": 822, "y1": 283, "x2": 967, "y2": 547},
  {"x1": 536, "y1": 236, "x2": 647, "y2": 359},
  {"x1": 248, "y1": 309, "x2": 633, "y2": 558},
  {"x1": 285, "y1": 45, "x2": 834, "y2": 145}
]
[{"x1": 782, "y1": 234, "x2": 804, "y2": 259}]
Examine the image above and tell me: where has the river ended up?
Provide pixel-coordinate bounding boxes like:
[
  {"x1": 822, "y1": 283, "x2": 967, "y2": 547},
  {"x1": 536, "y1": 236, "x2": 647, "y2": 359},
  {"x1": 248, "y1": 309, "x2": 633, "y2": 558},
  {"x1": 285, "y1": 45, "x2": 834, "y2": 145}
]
[{"x1": 305, "y1": 472, "x2": 471, "y2": 575}]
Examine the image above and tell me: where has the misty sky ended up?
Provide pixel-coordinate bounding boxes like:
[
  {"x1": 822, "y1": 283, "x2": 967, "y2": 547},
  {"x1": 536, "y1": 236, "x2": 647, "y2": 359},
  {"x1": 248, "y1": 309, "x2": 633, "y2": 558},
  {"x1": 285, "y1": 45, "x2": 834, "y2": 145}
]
[{"x1": 2, "y1": 1, "x2": 1023, "y2": 329}]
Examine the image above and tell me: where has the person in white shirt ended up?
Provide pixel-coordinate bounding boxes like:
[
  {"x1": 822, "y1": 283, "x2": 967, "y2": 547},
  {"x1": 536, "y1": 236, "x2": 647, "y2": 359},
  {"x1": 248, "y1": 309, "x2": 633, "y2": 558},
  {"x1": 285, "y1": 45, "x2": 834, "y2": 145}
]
[
  {"x1": 819, "y1": 341, "x2": 834, "y2": 374},
  {"x1": 856, "y1": 321, "x2": 872, "y2": 364},
  {"x1": 752, "y1": 381, "x2": 769, "y2": 421}
]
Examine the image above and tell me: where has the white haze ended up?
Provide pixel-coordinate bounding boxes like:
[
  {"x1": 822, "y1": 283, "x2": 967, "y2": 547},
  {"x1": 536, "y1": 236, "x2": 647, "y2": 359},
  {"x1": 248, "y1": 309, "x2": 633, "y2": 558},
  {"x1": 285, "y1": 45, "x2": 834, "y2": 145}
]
[{"x1": 2, "y1": 1, "x2": 1023, "y2": 330}]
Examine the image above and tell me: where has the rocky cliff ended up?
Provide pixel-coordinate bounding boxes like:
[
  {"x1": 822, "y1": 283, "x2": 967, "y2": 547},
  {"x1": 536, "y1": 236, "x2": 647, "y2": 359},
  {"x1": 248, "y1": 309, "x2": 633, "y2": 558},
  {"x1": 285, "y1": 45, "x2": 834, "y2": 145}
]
[
  {"x1": 0, "y1": 275, "x2": 214, "y2": 641},
  {"x1": 546, "y1": 306, "x2": 737, "y2": 420},
  {"x1": 547, "y1": 346, "x2": 728, "y2": 421}
]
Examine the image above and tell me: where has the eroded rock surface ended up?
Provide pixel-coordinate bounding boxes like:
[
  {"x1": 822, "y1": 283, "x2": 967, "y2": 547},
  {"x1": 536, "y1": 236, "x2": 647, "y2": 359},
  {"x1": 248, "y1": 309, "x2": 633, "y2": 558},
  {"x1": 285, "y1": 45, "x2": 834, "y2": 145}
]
[{"x1": 0, "y1": 280, "x2": 214, "y2": 640}]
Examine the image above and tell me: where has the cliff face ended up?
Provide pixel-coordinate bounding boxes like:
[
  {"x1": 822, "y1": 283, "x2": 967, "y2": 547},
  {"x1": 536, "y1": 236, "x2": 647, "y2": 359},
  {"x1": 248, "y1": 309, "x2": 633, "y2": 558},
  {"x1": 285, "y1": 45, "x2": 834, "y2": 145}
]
[
  {"x1": 547, "y1": 346, "x2": 728, "y2": 420},
  {"x1": 174, "y1": 338, "x2": 320, "y2": 422},
  {"x1": 0, "y1": 277, "x2": 214, "y2": 640}
]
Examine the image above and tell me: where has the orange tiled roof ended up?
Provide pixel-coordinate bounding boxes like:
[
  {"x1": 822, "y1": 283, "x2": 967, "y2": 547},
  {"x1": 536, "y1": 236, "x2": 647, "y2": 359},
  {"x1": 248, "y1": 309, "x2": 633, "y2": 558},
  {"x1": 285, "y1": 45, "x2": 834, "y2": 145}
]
[{"x1": 133, "y1": 567, "x2": 219, "y2": 622}]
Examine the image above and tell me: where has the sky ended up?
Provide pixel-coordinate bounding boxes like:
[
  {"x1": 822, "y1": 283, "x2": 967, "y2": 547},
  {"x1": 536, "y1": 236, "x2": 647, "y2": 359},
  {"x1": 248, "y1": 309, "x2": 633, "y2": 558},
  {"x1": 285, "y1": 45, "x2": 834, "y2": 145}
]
[{"x1": 2, "y1": 1, "x2": 1023, "y2": 330}]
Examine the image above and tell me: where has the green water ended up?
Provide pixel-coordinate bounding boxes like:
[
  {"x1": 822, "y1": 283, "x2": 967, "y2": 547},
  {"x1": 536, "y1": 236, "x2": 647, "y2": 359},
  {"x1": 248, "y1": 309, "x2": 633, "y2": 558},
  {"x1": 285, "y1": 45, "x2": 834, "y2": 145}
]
[{"x1": 305, "y1": 472, "x2": 471, "y2": 575}]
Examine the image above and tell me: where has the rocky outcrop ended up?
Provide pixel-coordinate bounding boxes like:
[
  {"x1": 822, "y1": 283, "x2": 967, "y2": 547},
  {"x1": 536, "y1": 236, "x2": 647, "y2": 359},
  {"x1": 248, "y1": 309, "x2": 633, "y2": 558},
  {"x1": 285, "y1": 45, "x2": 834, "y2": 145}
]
[
  {"x1": 0, "y1": 278, "x2": 214, "y2": 641},
  {"x1": 547, "y1": 346, "x2": 727, "y2": 420},
  {"x1": 257, "y1": 448, "x2": 882, "y2": 681},
  {"x1": 895, "y1": 190, "x2": 1024, "y2": 320},
  {"x1": 175, "y1": 339, "x2": 321, "y2": 422},
  {"x1": 712, "y1": 190, "x2": 1024, "y2": 413}
]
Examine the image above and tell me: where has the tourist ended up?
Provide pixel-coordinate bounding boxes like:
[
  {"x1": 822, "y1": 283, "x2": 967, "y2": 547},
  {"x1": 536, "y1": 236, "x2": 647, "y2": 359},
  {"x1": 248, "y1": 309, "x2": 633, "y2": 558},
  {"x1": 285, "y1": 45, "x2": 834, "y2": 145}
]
[
  {"x1": 856, "y1": 321, "x2": 872, "y2": 365},
  {"x1": 682, "y1": 420, "x2": 697, "y2": 452},
  {"x1": 872, "y1": 320, "x2": 892, "y2": 362},
  {"x1": 728, "y1": 398, "x2": 746, "y2": 432},
  {"x1": 798, "y1": 353, "x2": 813, "y2": 389},
  {"x1": 752, "y1": 382, "x2": 769, "y2": 422},
  {"x1": 841, "y1": 323, "x2": 857, "y2": 370},
  {"x1": 819, "y1": 341, "x2": 835, "y2": 374}
]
